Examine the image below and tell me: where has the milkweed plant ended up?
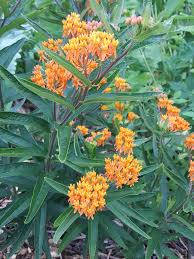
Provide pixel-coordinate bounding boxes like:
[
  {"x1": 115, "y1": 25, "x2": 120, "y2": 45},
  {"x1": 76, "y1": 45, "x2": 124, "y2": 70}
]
[{"x1": 0, "y1": 1, "x2": 193, "y2": 258}]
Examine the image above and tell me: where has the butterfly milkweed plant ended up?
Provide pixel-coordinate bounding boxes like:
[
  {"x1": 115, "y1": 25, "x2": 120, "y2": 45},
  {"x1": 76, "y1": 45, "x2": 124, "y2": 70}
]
[{"x1": 0, "y1": 0, "x2": 193, "y2": 258}]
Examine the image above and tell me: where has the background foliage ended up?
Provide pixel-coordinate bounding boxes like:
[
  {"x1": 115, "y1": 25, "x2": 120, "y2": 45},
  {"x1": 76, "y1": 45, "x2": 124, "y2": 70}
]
[{"x1": 0, "y1": 0, "x2": 194, "y2": 258}]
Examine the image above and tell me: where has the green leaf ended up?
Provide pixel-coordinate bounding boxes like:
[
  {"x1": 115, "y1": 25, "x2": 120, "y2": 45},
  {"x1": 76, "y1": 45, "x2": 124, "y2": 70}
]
[
  {"x1": 140, "y1": 164, "x2": 161, "y2": 176},
  {"x1": 161, "y1": 0, "x2": 185, "y2": 19},
  {"x1": 113, "y1": 201, "x2": 158, "y2": 227},
  {"x1": 45, "y1": 49, "x2": 92, "y2": 88},
  {"x1": 23, "y1": 15, "x2": 52, "y2": 38},
  {"x1": 88, "y1": 216, "x2": 99, "y2": 259},
  {"x1": 25, "y1": 175, "x2": 49, "y2": 224},
  {"x1": 0, "y1": 147, "x2": 45, "y2": 157},
  {"x1": 169, "y1": 222, "x2": 194, "y2": 241},
  {"x1": 53, "y1": 208, "x2": 79, "y2": 243},
  {"x1": 44, "y1": 177, "x2": 68, "y2": 195},
  {"x1": 111, "y1": 0, "x2": 125, "y2": 26},
  {"x1": 69, "y1": 157, "x2": 104, "y2": 168},
  {"x1": 0, "y1": 112, "x2": 50, "y2": 132},
  {"x1": 8, "y1": 222, "x2": 34, "y2": 257},
  {"x1": 0, "y1": 127, "x2": 37, "y2": 147},
  {"x1": 58, "y1": 219, "x2": 87, "y2": 253},
  {"x1": 0, "y1": 195, "x2": 30, "y2": 228},
  {"x1": 57, "y1": 125, "x2": 72, "y2": 162},
  {"x1": 19, "y1": 78, "x2": 74, "y2": 111},
  {"x1": 0, "y1": 65, "x2": 51, "y2": 114},
  {"x1": 100, "y1": 217, "x2": 127, "y2": 249},
  {"x1": 0, "y1": 39, "x2": 25, "y2": 68},
  {"x1": 84, "y1": 92, "x2": 159, "y2": 104},
  {"x1": 54, "y1": 207, "x2": 73, "y2": 228},
  {"x1": 89, "y1": 0, "x2": 113, "y2": 33},
  {"x1": 107, "y1": 203, "x2": 151, "y2": 239},
  {"x1": 163, "y1": 166, "x2": 187, "y2": 191},
  {"x1": 0, "y1": 0, "x2": 9, "y2": 17},
  {"x1": 0, "y1": 9, "x2": 46, "y2": 36},
  {"x1": 172, "y1": 214, "x2": 194, "y2": 232},
  {"x1": 0, "y1": 162, "x2": 41, "y2": 178},
  {"x1": 34, "y1": 204, "x2": 47, "y2": 259}
]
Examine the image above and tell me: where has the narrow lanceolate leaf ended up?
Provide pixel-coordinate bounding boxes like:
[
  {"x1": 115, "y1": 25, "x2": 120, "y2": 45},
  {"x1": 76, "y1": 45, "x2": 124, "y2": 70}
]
[
  {"x1": 163, "y1": 166, "x2": 187, "y2": 191},
  {"x1": 68, "y1": 157, "x2": 104, "y2": 168},
  {"x1": 160, "y1": 0, "x2": 185, "y2": 19},
  {"x1": 44, "y1": 177, "x2": 68, "y2": 195},
  {"x1": 168, "y1": 222, "x2": 194, "y2": 241},
  {"x1": 0, "y1": 65, "x2": 50, "y2": 114},
  {"x1": 0, "y1": 39, "x2": 25, "y2": 68},
  {"x1": 89, "y1": 0, "x2": 113, "y2": 33},
  {"x1": 0, "y1": 147, "x2": 45, "y2": 157},
  {"x1": 107, "y1": 203, "x2": 151, "y2": 239},
  {"x1": 57, "y1": 125, "x2": 72, "y2": 162},
  {"x1": 54, "y1": 207, "x2": 73, "y2": 228},
  {"x1": 8, "y1": 222, "x2": 34, "y2": 257},
  {"x1": 53, "y1": 208, "x2": 79, "y2": 243},
  {"x1": 88, "y1": 216, "x2": 99, "y2": 259},
  {"x1": 140, "y1": 164, "x2": 161, "y2": 176},
  {"x1": 172, "y1": 214, "x2": 194, "y2": 233},
  {"x1": 111, "y1": 0, "x2": 125, "y2": 26},
  {"x1": 84, "y1": 92, "x2": 159, "y2": 104},
  {"x1": 113, "y1": 201, "x2": 158, "y2": 227},
  {"x1": 0, "y1": 127, "x2": 36, "y2": 147},
  {"x1": 23, "y1": 16, "x2": 52, "y2": 38},
  {"x1": 45, "y1": 49, "x2": 92, "y2": 88},
  {"x1": 19, "y1": 78, "x2": 74, "y2": 111},
  {"x1": 0, "y1": 112, "x2": 50, "y2": 132},
  {"x1": 25, "y1": 175, "x2": 49, "y2": 224},
  {"x1": 0, "y1": 0, "x2": 9, "y2": 17},
  {"x1": 34, "y1": 204, "x2": 47, "y2": 259},
  {"x1": 100, "y1": 217, "x2": 127, "y2": 249},
  {"x1": 0, "y1": 162, "x2": 41, "y2": 178},
  {"x1": 106, "y1": 187, "x2": 142, "y2": 203},
  {"x1": 0, "y1": 195, "x2": 31, "y2": 228},
  {"x1": 58, "y1": 219, "x2": 87, "y2": 253}
]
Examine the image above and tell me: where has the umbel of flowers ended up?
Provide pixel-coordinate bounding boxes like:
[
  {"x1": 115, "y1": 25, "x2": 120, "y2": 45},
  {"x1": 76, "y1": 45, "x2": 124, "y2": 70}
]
[{"x1": 31, "y1": 12, "x2": 118, "y2": 95}]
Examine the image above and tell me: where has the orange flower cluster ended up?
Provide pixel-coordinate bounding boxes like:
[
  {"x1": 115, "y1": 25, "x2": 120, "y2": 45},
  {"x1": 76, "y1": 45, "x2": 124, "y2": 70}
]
[
  {"x1": 158, "y1": 97, "x2": 190, "y2": 132},
  {"x1": 32, "y1": 13, "x2": 119, "y2": 94},
  {"x1": 115, "y1": 77, "x2": 130, "y2": 92},
  {"x1": 31, "y1": 62, "x2": 70, "y2": 95},
  {"x1": 62, "y1": 12, "x2": 87, "y2": 38},
  {"x1": 68, "y1": 171, "x2": 109, "y2": 219},
  {"x1": 91, "y1": 128, "x2": 111, "y2": 146},
  {"x1": 185, "y1": 133, "x2": 194, "y2": 150},
  {"x1": 103, "y1": 87, "x2": 112, "y2": 93},
  {"x1": 189, "y1": 160, "x2": 194, "y2": 181},
  {"x1": 114, "y1": 113, "x2": 123, "y2": 122},
  {"x1": 105, "y1": 154, "x2": 142, "y2": 188},
  {"x1": 115, "y1": 102, "x2": 125, "y2": 112},
  {"x1": 127, "y1": 112, "x2": 138, "y2": 122},
  {"x1": 101, "y1": 105, "x2": 109, "y2": 111},
  {"x1": 76, "y1": 125, "x2": 89, "y2": 136},
  {"x1": 115, "y1": 127, "x2": 135, "y2": 155}
]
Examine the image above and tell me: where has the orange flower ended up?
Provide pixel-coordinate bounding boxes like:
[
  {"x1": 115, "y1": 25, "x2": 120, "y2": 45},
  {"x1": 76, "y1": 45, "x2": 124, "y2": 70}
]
[
  {"x1": 188, "y1": 160, "x2": 194, "y2": 181},
  {"x1": 127, "y1": 112, "x2": 138, "y2": 122},
  {"x1": 115, "y1": 102, "x2": 125, "y2": 112},
  {"x1": 115, "y1": 77, "x2": 130, "y2": 92},
  {"x1": 76, "y1": 125, "x2": 89, "y2": 135},
  {"x1": 101, "y1": 105, "x2": 109, "y2": 111},
  {"x1": 166, "y1": 105, "x2": 180, "y2": 117},
  {"x1": 167, "y1": 116, "x2": 190, "y2": 132},
  {"x1": 91, "y1": 128, "x2": 111, "y2": 146},
  {"x1": 103, "y1": 87, "x2": 112, "y2": 93},
  {"x1": 115, "y1": 127, "x2": 135, "y2": 155},
  {"x1": 42, "y1": 38, "x2": 63, "y2": 52},
  {"x1": 62, "y1": 13, "x2": 87, "y2": 38},
  {"x1": 98, "y1": 77, "x2": 107, "y2": 87},
  {"x1": 105, "y1": 154, "x2": 142, "y2": 188},
  {"x1": 157, "y1": 97, "x2": 173, "y2": 109},
  {"x1": 185, "y1": 133, "x2": 194, "y2": 150},
  {"x1": 114, "y1": 113, "x2": 123, "y2": 122},
  {"x1": 68, "y1": 171, "x2": 109, "y2": 219}
]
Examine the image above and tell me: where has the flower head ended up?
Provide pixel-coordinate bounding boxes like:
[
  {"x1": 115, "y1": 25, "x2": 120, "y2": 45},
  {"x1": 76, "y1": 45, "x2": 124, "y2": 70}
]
[
  {"x1": 189, "y1": 160, "x2": 194, "y2": 181},
  {"x1": 103, "y1": 87, "x2": 112, "y2": 93},
  {"x1": 101, "y1": 105, "x2": 109, "y2": 111},
  {"x1": 185, "y1": 133, "x2": 194, "y2": 150},
  {"x1": 114, "y1": 113, "x2": 123, "y2": 122},
  {"x1": 76, "y1": 125, "x2": 89, "y2": 135},
  {"x1": 105, "y1": 154, "x2": 142, "y2": 188},
  {"x1": 127, "y1": 112, "x2": 138, "y2": 122},
  {"x1": 91, "y1": 128, "x2": 111, "y2": 146},
  {"x1": 68, "y1": 171, "x2": 109, "y2": 219},
  {"x1": 157, "y1": 97, "x2": 173, "y2": 109},
  {"x1": 115, "y1": 102, "x2": 125, "y2": 112},
  {"x1": 115, "y1": 77, "x2": 130, "y2": 92},
  {"x1": 115, "y1": 127, "x2": 135, "y2": 155}
]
